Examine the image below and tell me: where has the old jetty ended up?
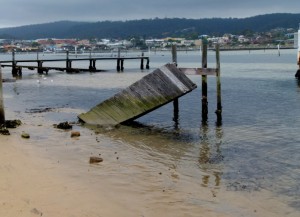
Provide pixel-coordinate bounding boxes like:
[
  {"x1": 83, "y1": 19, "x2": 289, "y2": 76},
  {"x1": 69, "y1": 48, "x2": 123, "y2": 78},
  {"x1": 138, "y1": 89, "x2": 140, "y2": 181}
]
[
  {"x1": 78, "y1": 63, "x2": 197, "y2": 126},
  {"x1": 0, "y1": 51, "x2": 150, "y2": 76}
]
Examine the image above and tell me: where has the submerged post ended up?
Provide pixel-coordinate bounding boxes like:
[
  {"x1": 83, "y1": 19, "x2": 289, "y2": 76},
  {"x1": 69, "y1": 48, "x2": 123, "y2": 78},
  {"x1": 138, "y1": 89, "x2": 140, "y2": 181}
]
[
  {"x1": 140, "y1": 52, "x2": 144, "y2": 70},
  {"x1": 202, "y1": 41, "x2": 208, "y2": 123},
  {"x1": 298, "y1": 24, "x2": 300, "y2": 68},
  {"x1": 12, "y1": 50, "x2": 18, "y2": 77},
  {"x1": 146, "y1": 57, "x2": 150, "y2": 69},
  {"x1": 215, "y1": 44, "x2": 222, "y2": 124},
  {"x1": 0, "y1": 65, "x2": 5, "y2": 124},
  {"x1": 172, "y1": 45, "x2": 179, "y2": 125},
  {"x1": 66, "y1": 51, "x2": 72, "y2": 72},
  {"x1": 296, "y1": 23, "x2": 300, "y2": 78},
  {"x1": 117, "y1": 59, "x2": 121, "y2": 72},
  {"x1": 37, "y1": 61, "x2": 43, "y2": 74},
  {"x1": 121, "y1": 59, "x2": 124, "y2": 71}
]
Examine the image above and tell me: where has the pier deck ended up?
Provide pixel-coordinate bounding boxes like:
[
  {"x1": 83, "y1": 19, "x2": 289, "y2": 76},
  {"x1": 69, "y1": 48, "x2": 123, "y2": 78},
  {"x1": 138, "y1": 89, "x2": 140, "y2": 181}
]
[{"x1": 0, "y1": 55, "x2": 150, "y2": 75}]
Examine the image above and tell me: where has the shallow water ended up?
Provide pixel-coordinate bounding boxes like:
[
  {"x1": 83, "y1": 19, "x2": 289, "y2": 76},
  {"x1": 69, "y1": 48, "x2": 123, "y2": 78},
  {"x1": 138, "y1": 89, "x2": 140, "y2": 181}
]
[{"x1": 1, "y1": 49, "x2": 300, "y2": 215}]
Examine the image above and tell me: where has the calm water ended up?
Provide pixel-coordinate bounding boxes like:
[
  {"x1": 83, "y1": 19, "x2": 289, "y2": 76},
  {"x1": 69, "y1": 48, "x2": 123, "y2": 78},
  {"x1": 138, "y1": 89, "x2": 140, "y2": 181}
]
[{"x1": 2, "y1": 49, "x2": 300, "y2": 213}]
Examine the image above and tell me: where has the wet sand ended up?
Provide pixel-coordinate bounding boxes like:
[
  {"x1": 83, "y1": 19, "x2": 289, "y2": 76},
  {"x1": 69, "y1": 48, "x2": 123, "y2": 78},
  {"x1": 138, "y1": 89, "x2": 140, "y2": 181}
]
[{"x1": 1, "y1": 124, "x2": 299, "y2": 217}]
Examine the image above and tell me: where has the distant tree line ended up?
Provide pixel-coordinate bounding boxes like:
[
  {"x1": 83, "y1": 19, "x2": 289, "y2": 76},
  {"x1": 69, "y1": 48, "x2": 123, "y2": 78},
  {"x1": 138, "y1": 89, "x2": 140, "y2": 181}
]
[{"x1": 0, "y1": 13, "x2": 299, "y2": 40}]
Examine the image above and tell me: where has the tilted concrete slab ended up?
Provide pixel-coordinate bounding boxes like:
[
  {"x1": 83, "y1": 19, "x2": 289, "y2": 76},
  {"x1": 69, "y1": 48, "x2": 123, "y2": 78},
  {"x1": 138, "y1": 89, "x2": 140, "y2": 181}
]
[{"x1": 78, "y1": 64, "x2": 197, "y2": 126}]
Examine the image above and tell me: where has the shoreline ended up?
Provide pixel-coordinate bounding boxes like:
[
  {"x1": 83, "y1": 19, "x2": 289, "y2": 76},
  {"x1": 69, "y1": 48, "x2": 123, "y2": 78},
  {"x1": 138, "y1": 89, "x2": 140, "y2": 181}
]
[
  {"x1": 1, "y1": 49, "x2": 300, "y2": 216},
  {"x1": 1, "y1": 123, "x2": 299, "y2": 217}
]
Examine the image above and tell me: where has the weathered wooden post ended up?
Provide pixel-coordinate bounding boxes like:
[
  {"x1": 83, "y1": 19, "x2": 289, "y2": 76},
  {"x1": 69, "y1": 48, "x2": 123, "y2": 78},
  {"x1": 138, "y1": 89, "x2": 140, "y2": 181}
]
[
  {"x1": 298, "y1": 24, "x2": 300, "y2": 68},
  {"x1": 172, "y1": 45, "x2": 179, "y2": 125},
  {"x1": 146, "y1": 57, "x2": 150, "y2": 69},
  {"x1": 116, "y1": 48, "x2": 121, "y2": 72},
  {"x1": 120, "y1": 59, "x2": 124, "y2": 71},
  {"x1": 66, "y1": 51, "x2": 72, "y2": 72},
  {"x1": 12, "y1": 50, "x2": 18, "y2": 77},
  {"x1": 295, "y1": 24, "x2": 300, "y2": 78},
  {"x1": 89, "y1": 59, "x2": 96, "y2": 71},
  {"x1": 140, "y1": 52, "x2": 144, "y2": 70},
  {"x1": 215, "y1": 44, "x2": 222, "y2": 125},
  {"x1": 89, "y1": 59, "x2": 93, "y2": 71},
  {"x1": 37, "y1": 61, "x2": 43, "y2": 74},
  {"x1": 202, "y1": 41, "x2": 208, "y2": 123},
  {"x1": 0, "y1": 65, "x2": 5, "y2": 125},
  {"x1": 116, "y1": 59, "x2": 121, "y2": 72}
]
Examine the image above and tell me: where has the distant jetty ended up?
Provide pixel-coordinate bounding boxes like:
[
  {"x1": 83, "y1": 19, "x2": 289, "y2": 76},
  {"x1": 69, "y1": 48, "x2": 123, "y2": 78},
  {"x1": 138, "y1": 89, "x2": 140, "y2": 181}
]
[{"x1": 212, "y1": 45, "x2": 295, "y2": 51}]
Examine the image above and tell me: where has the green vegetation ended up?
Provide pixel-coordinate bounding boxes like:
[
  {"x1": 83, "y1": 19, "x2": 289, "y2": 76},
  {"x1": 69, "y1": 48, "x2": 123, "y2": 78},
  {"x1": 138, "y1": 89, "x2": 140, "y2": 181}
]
[{"x1": 0, "y1": 13, "x2": 299, "y2": 40}]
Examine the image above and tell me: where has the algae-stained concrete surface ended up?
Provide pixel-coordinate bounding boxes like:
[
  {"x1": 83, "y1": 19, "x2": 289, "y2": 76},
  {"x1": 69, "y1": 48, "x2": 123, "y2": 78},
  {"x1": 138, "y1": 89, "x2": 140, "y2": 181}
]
[{"x1": 78, "y1": 64, "x2": 197, "y2": 126}]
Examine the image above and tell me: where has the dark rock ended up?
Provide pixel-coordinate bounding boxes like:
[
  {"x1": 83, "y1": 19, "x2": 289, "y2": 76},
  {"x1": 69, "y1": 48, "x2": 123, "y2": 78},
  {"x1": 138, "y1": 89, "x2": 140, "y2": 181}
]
[
  {"x1": 5, "y1": 119, "x2": 22, "y2": 128},
  {"x1": 89, "y1": 156, "x2": 103, "y2": 164},
  {"x1": 31, "y1": 208, "x2": 43, "y2": 216},
  {"x1": 21, "y1": 132, "x2": 30, "y2": 139},
  {"x1": 0, "y1": 127, "x2": 10, "y2": 135},
  {"x1": 71, "y1": 131, "x2": 80, "y2": 137},
  {"x1": 56, "y1": 122, "x2": 72, "y2": 130}
]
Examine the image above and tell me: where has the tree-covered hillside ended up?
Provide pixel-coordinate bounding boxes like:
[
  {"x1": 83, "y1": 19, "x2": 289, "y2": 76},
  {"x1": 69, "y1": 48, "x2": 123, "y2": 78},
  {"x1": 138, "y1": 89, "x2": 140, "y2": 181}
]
[{"x1": 0, "y1": 13, "x2": 299, "y2": 40}]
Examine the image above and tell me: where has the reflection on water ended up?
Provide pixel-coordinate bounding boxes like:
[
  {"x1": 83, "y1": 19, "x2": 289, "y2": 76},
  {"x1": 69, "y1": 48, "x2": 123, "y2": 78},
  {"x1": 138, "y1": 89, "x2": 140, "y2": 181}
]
[{"x1": 199, "y1": 123, "x2": 223, "y2": 189}]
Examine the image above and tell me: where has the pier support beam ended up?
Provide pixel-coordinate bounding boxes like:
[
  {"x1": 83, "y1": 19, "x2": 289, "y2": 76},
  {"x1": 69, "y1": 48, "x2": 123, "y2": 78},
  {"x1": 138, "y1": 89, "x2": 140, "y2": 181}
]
[
  {"x1": 117, "y1": 59, "x2": 121, "y2": 72},
  {"x1": 140, "y1": 53, "x2": 144, "y2": 70},
  {"x1": 89, "y1": 59, "x2": 97, "y2": 72},
  {"x1": 172, "y1": 45, "x2": 179, "y2": 126},
  {"x1": 11, "y1": 51, "x2": 22, "y2": 77},
  {"x1": 121, "y1": 59, "x2": 124, "y2": 71},
  {"x1": 201, "y1": 42, "x2": 208, "y2": 124},
  {"x1": 0, "y1": 66, "x2": 5, "y2": 125},
  {"x1": 66, "y1": 50, "x2": 73, "y2": 73},
  {"x1": 146, "y1": 58, "x2": 150, "y2": 69},
  {"x1": 37, "y1": 61, "x2": 43, "y2": 74},
  {"x1": 215, "y1": 44, "x2": 222, "y2": 125}
]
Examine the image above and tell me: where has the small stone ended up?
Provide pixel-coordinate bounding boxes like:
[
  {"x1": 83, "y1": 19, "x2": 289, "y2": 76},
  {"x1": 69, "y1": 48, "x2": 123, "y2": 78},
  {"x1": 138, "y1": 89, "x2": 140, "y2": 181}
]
[
  {"x1": 89, "y1": 157, "x2": 103, "y2": 164},
  {"x1": 71, "y1": 131, "x2": 80, "y2": 137},
  {"x1": 21, "y1": 132, "x2": 30, "y2": 139},
  {"x1": 31, "y1": 208, "x2": 43, "y2": 216}
]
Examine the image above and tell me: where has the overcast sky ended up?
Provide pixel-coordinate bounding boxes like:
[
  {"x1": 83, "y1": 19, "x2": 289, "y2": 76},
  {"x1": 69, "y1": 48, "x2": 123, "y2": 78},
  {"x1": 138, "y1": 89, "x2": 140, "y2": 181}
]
[{"x1": 1, "y1": 0, "x2": 300, "y2": 28}]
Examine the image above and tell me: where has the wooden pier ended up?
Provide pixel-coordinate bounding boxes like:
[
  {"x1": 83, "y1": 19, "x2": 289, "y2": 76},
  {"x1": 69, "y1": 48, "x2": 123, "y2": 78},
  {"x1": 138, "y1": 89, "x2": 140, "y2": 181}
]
[
  {"x1": 79, "y1": 43, "x2": 222, "y2": 126},
  {"x1": 0, "y1": 51, "x2": 150, "y2": 77}
]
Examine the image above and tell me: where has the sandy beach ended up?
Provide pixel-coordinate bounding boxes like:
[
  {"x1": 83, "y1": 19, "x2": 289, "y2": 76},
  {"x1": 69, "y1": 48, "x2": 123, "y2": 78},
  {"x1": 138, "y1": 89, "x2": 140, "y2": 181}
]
[
  {"x1": 1, "y1": 123, "x2": 299, "y2": 217},
  {"x1": 1, "y1": 50, "x2": 300, "y2": 217}
]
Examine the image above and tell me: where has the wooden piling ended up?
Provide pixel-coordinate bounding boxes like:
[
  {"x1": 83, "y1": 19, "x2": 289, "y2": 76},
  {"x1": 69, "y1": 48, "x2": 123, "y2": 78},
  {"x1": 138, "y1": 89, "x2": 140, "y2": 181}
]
[
  {"x1": 0, "y1": 65, "x2": 5, "y2": 124},
  {"x1": 140, "y1": 53, "x2": 144, "y2": 70},
  {"x1": 215, "y1": 44, "x2": 222, "y2": 124},
  {"x1": 201, "y1": 42, "x2": 208, "y2": 123},
  {"x1": 298, "y1": 51, "x2": 300, "y2": 68},
  {"x1": 146, "y1": 58, "x2": 150, "y2": 69},
  {"x1": 121, "y1": 59, "x2": 124, "y2": 71},
  {"x1": 66, "y1": 51, "x2": 72, "y2": 72},
  {"x1": 37, "y1": 61, "x2": 43, "y2": 74},
  {"x1": 89, "y1": 59, "x2": 96, "y2": 71},
  {"x1": 12, "y1": 50, "x2": 18, "y2": 77},
  {"x1": 171, "y1": 45, "x2": 179, "y2": 123},
  {"x1": 117, "y1": 59, "x2": 121, "y2": 72}
]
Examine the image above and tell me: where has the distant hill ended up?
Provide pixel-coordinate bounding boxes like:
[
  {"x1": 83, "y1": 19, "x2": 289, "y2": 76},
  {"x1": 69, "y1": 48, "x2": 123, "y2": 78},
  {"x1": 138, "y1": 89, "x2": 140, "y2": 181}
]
[{"x1": 0, "y1": 13, "x2": 299, "y2": 40}]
